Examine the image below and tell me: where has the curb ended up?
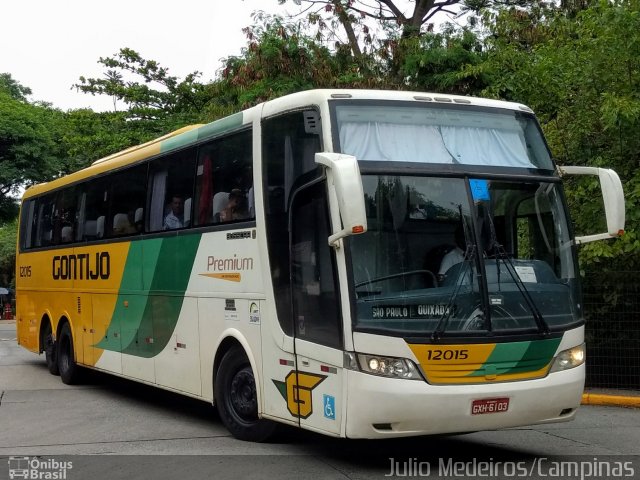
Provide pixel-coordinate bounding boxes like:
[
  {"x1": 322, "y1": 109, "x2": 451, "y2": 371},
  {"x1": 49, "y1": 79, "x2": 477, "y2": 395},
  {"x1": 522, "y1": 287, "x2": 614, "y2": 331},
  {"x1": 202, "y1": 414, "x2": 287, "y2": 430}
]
[{"x1": 582, "y1": 393, "x2": 640, "y2": 408}]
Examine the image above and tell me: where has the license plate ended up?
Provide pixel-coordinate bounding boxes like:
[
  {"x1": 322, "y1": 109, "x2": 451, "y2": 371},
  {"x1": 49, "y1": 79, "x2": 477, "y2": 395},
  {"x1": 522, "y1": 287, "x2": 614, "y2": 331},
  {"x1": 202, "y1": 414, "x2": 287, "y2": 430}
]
[{"x1": 471, "y1": 397, "x2": 510, "y2": 415}]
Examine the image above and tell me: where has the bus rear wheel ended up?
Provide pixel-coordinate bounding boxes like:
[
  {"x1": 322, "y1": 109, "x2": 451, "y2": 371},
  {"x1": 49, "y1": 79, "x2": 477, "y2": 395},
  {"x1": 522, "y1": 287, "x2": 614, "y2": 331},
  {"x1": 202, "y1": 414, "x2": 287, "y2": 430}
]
[
  {"x1": 215, "y1": 347, "x2": 276, "y2": 442},
  {"x1": 57, "y1": 323, "x2": 81, "y2": 385}
]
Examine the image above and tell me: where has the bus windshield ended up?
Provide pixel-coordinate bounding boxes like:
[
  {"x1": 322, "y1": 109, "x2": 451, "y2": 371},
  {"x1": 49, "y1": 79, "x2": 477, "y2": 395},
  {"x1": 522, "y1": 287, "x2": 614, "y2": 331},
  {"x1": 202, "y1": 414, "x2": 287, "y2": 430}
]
[
  {"x1": 334, "y1": 103, "x2": 554, "y2": 170},
  {"x1": 348, "y1": 175, "x2": 580, "y2": 336}
]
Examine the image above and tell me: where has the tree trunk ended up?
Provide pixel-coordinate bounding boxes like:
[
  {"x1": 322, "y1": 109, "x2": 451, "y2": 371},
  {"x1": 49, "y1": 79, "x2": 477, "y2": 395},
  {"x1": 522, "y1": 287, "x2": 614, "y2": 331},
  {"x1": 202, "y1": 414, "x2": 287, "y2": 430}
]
[{"x1": 334, "y1": 1, "x2": 363, "y2": 60}]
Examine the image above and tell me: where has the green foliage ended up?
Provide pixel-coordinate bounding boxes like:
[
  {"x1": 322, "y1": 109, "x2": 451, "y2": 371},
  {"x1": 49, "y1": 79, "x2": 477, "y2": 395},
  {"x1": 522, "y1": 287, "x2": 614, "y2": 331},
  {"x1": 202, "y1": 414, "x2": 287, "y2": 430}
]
[
  {"x1": 74, "y1": 48, "x2": 209, "y2": 122},
  {"x1": 59, "y1": 109, "x2": 182, "y2": 171},
  {"x1": 0, "y1": 218, "x2": 17, "y2": 288},
  {"x1": 399, "y1": 29, "x2": 487, "y2": 94},
  {"x1": 462, "y1": 0, "x2": 640, "y2": 271},
  {"x1": 0, "y1": 91, "x2": 62, "y2": 201},
  {"x1": 0, "y1": 73, "x2": 32, "y2": 101},
  {"x1": 215, "y1": 14, "x2": 375, "y2": 108}
]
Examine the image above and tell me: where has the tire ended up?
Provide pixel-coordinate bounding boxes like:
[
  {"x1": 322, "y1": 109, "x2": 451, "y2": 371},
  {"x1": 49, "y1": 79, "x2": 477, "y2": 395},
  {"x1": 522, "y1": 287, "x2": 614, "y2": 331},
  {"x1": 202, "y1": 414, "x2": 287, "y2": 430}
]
[
  {"x1": 214, "y1": 347, "x2": 277, "y2": 442},
  {"x1": 42, "y1": 322, "x2": 59, "y2": 376},
  {"x1": 57, "y1": 322, "x2": 81, "y2": 385}
]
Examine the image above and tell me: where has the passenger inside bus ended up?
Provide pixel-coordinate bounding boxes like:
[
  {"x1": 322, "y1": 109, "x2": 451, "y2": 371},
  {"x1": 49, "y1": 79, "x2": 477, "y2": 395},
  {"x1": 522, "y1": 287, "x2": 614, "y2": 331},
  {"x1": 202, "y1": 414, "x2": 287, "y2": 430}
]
[
  {"x1": 163, "y1": 194, "x2": 185, "y2": 230},
  {"x1": 213, "y1": 189, "x2": 248, "y2": 223},
  {"x1": 437, "y1": 224, "x2": 466, "y2": 282}
]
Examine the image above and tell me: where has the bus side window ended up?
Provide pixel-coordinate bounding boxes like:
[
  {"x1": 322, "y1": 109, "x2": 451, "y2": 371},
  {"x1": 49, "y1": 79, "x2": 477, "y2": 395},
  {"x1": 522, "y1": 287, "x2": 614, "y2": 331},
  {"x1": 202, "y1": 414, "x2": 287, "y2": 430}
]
[
  {"x1": 32, "y1": 194, "x2": 56, "y2": 247},
  {"x1": 107, "y1": 164, "x2": 147, "y2": 238},
  {"x1": 148, "y1": 148, "x2": 196, "y2": 232},
  {"x1": 194, "y1": 129, "x2": 253, "y2": 227},
  {"x1": 58, "y1": 187, "x2": 79, "y2": 244},
  {"x1": 81, "y1": 179, "x2": 109, "y2": 242},
  {"x1": 20, "y1": 199, "x2": 35, "y2": 250}
]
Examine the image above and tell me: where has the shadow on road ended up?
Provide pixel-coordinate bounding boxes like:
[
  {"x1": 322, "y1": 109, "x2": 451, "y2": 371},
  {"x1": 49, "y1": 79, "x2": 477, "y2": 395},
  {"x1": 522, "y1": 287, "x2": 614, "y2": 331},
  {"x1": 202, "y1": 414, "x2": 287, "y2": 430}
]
[{"x1": 60, "y1": 364, "x2": 538, "y2": 464}]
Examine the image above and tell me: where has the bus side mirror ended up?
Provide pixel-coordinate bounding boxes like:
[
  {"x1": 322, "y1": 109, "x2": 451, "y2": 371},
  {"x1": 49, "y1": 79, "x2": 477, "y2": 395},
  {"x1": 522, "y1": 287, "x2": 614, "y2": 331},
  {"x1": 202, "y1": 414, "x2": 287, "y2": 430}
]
[
  {"x1": 315, "y1": 152, "x2": 368, "y2": 247},
  {"x1": 559, "y1": 166, "x2": 625, "y2": 244}
]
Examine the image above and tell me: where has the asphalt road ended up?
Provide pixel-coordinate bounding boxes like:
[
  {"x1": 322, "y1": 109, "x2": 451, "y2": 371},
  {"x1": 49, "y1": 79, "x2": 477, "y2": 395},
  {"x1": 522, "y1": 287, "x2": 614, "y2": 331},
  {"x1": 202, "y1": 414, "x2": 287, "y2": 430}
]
[{"x1": 1, "y1": 320, "x2": 639, "y2": 480}]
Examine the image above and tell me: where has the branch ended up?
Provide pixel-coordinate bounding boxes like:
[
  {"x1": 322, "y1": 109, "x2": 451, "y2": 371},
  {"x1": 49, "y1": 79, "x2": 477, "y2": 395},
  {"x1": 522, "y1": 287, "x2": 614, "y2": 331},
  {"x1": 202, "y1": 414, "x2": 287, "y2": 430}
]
[{"x1": 378, "y1": 0, "x2": 407, "y2": 20}]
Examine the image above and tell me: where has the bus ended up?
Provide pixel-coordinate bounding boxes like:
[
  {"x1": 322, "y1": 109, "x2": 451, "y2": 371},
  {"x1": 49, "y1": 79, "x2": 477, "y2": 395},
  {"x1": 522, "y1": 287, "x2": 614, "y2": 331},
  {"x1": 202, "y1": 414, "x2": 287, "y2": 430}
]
[{"x1": 15, "y1": 89, "x2": 625, "y2": 442}]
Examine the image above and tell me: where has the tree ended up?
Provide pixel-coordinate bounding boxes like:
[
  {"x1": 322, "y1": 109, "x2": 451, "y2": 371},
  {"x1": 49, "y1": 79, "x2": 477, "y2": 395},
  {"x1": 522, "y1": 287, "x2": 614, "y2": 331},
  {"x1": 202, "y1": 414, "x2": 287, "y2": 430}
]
[
  {"x1": 214, "y1": 14, "x2": 377, "y2": 109},
  {"x1": 74, "y1": 48, "x2": 209, "y2": 123},
  {"x1": 398, "y1": 27, "x2": 486, "y2": 94},
  {"x1": 281, "y1": 0, "x2": 462, "y2": 44},
  {"x1": 460, "y1": 0, "x2": 640, "y2": 271},
  {"x1": 0, "y1": 90, "x2": 62, "y2": 208},
  {"x1": 277, "y1": 0, "x2": 534, "y2": 77},
  {"x1": 59, "y1": 109, "x2": 177, "y2": 172},
  {"x1": 0, "y1": 219, "x2": 17, "y2": 288},
  {"x1": 0, "y1": 73, "x2": 32, "y2": 101}
]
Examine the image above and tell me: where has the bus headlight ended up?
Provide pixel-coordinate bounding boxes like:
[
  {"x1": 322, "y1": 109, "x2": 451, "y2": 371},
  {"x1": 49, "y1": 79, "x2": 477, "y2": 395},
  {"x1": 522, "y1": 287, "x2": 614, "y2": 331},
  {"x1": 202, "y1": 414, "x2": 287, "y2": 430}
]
[
  {"x1": 550, "y1": 344, "x2": 585, "y2": 373},
  {"x1": 354, "y1": 353, "x2": 422, "y2": 380}
]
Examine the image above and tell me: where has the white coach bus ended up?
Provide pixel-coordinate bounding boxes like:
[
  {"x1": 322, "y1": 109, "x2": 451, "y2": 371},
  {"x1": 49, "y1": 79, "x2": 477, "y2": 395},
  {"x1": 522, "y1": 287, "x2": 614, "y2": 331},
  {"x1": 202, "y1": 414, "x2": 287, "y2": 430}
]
[{"x1": 16, "y1": 89, "x2": 624, "y2": 441}]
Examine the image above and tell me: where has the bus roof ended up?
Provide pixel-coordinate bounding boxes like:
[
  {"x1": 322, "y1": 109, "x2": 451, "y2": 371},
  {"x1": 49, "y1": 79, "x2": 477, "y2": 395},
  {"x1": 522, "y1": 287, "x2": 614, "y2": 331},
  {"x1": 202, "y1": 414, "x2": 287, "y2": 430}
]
[
  {"x1": 261, "y1": 89, "x2": 533, "y2": 114},
  {"x1": 22, "y1": 89, "x2": 534, "y2": 200}
]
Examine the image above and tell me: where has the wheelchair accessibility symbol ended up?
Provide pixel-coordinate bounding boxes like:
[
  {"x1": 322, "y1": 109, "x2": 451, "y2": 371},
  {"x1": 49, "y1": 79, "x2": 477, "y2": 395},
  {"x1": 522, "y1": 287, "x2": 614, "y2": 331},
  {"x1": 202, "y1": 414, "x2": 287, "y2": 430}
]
[{"x1": 323, "y1": 394, "x2": 336, "y2": 420}]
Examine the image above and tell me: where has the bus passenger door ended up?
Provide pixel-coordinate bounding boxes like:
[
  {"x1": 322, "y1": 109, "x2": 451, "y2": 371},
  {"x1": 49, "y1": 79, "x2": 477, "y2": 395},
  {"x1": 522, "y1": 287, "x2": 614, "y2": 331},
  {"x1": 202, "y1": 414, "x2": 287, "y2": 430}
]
[{"x1": 290, "y1": 182, "x2": 344, "y2": 436}]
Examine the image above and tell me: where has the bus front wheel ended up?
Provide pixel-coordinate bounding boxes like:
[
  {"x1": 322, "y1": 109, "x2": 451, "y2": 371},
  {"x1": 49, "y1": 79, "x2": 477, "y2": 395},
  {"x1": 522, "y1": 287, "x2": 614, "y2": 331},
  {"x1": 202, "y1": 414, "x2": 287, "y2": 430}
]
[
  {"x1": 214, "y1": 347, "x2": 276, "y2": 442},
  {"x1": 57, "y1": 323, "x2": 81, "y2": 385}
]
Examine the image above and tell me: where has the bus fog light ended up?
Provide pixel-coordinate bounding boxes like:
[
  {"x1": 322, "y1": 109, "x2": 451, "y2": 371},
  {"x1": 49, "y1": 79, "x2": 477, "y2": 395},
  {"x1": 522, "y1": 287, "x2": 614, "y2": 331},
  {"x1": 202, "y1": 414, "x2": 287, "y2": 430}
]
[
  {"x1": 551, "y1": 344, "x2": 585, "y2": 372},
  {"x1": 357, "y1": 353, "x2": 422, "y2": 380}
]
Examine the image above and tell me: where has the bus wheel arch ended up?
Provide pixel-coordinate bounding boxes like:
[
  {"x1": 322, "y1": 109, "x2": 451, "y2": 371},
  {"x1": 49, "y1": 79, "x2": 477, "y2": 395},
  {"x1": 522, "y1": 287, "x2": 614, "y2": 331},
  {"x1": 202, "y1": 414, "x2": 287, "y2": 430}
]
[
  {"x1": 56, "y1": 318, "x2": 81, "y2": 385},
  {"x1": 39, "y1": 315, "x2": 59, "y2": 376},
  {"x1": 213, "y1": 337, "x2": 276, "y2": 442}
]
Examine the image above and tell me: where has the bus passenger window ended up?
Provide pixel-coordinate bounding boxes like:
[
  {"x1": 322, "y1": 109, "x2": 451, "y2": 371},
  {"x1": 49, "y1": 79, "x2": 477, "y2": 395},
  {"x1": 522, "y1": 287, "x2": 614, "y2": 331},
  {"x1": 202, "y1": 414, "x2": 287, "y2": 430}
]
[
  {"x1": 148, "y1": 148, "x2": 196, "y2": 233},
  {"x1": 108, "y1": 164, "x2": 147, "y2": 238},
  {"x1": 194, "y1": 129, "x2": 253, "y2": 227}
]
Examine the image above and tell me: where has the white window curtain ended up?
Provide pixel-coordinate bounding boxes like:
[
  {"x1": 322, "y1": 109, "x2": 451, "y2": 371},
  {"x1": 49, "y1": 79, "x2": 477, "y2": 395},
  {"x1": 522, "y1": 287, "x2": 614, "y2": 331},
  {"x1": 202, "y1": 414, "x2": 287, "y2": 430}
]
[
  {"x1": 340, "y1": 122, "x2": 455, "y2": 163},
  {"x1": 76, "y1": 193, "x2": 86, "y2": 241},
  {"x1": 339, "y1": 122, "x2": 534, "y2": 168},
  {"x1": 149, "y1": 171, "x2": 167, "y2": 231},
  {"x1": 440, "y1": 126, "x2": 532, "y2": 167}
]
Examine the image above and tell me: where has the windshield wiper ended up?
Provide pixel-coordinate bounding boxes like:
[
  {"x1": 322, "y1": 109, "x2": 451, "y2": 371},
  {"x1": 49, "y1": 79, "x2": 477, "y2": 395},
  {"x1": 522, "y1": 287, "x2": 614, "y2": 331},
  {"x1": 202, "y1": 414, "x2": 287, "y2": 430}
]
[
  {"x1": 483, "y1": 211, "x2": 550, "y2": 335},
  {"x1": 431, "y1": 246, "x2": 476, "y2": 341}
]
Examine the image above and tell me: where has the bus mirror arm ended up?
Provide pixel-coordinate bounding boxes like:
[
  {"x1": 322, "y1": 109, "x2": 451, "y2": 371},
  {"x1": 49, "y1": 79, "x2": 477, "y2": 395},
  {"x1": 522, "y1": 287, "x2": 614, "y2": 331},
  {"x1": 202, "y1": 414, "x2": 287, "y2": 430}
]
[
  {"x1": 559, "y1": 166, "x2": 625, "y2": 244},
  {"x1": 315, "y1": 152, "x2": 368, "y2": 248}
]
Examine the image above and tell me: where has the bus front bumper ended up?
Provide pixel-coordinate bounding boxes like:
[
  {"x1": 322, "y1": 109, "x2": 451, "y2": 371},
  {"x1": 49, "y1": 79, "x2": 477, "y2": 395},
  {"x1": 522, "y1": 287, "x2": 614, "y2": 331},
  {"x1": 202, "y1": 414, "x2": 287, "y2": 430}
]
[{"x1": 344, "y1": 365, "x2": 584, "y2": 439}]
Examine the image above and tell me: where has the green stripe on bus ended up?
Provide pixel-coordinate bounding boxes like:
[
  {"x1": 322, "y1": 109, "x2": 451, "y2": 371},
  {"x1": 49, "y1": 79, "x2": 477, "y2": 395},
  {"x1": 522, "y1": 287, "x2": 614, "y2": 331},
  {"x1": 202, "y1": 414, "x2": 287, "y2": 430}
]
[
  {"x1": 141, "y1": 238, "x2": 164, "y2": 291},
  {"x1": 160, "y1": 128, "x2": 200, "y2": 153},
  {"x1": 195, "y1": 113, "x2": 243, "y2": 141},
  {"x1": 466, "y1": 338, "x2": 561, "y2": 377},
  {"x1": 501, "y1": 337, "x2": 561, "y2": 374},
  {"x1": 98, "y1": 234, "x2": 202, "y2": 357},
  {"x1": 110, "y1": 241, "x2": 147, "y2": 349},
  {"x1": 159, "y1": 113, "x2": 243, "y2": 153}
]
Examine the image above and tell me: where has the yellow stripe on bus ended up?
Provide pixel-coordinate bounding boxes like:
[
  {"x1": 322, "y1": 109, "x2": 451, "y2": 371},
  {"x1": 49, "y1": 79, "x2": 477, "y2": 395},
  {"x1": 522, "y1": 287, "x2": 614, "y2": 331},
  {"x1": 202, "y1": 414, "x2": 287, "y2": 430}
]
[{"x1": 409, "y1": 342, "x2": 553, "y2": 384}]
